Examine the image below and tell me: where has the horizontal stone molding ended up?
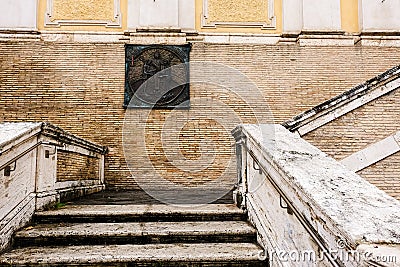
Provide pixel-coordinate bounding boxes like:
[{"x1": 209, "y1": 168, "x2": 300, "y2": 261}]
[
  {"x1": 42, "y1": 123, "x2": 107, "y2": 155},
  {"x1": 1, "y1": 30, "x2": 400, "y2": 47}
]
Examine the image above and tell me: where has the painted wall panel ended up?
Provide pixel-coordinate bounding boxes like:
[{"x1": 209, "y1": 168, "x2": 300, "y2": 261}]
[
  {"x1": 139, "y1": 0, "x2": 179, "y2": 28},
  {"x1": 360, "y1": 0, "x2": 400, "y2": 31},
  {"x1": 282, "y1": 0, "x2": 303, "y2": 33},
  {"x1": 303, "y1": 0, "x2": 341, "y2": 31},
  {"x1": 0, "y1": 0, "x2": 37, "y2": 29}
]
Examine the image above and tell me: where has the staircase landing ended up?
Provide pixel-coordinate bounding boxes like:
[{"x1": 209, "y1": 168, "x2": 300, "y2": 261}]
[{"x1": 68, "y1": 189, "x2": 235, "y2": 205}]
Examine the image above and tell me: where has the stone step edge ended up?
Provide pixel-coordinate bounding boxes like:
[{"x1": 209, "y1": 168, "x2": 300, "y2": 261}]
[
  {"x1": 16, "y1": 221, "x2": 255, "y2": 237},
  {"x1": 34, "y1": 204, "x2": 245, "y2": 216},
  {"x1": 13, "y1": 221, "x2": 257, "y2": 247},
  {"x1": 0, "y1": 243, "x2": 266, "y2": 266}
]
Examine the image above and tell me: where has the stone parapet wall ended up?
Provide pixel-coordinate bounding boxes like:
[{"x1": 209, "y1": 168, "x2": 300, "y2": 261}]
[
  {"x1": 56, "y1": 151, "x2": 100, "y2": 182},
  {"x1": 233, "y1": 124, "x2": 400, "y2": 267},
  {"x1": 0, "y1": 122, "x2": 106, "y2": 252},
  {"x1": 284, "y1": 65, "x2": 400, "y2": 200}
]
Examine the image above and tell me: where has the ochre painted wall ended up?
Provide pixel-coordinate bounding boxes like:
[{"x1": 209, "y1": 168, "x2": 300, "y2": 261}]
[
  {"x1": 195, "y1": 0, "x2": 282, "y2": 33},
  {"x1": 340, "y1": 0, "x2": 359, "y2": 33},
  {"x1": 37, "y1": 0, "x2": 128, "y2": 31},
  {"x1": 35, "y1": 0, "x2": 397, "y2": 34}
]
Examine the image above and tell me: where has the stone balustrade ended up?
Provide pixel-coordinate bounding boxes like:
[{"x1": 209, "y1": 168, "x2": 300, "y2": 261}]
[
  {"x1": 232, "y1": 124, "x2": 400, "y2": 267},
  {"x1": 0, "y1": 122, "x2": 107, "y2": 252}
]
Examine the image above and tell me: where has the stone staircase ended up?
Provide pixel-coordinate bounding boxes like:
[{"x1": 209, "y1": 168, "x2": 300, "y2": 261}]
[{"x1": 0, "y1": 203, "x2": 266, "y2": 266}]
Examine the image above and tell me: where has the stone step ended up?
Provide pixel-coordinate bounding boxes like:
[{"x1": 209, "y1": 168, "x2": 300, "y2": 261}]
[
  {"x1": 34, "y1": 204, "x2": 247, "y2": 223},
  {"x1": 0, "y1": 243, "x2": 266, "y2": 266},
  {"x1": 14, "y1": 221, "x2": 257, "y2": 247}
]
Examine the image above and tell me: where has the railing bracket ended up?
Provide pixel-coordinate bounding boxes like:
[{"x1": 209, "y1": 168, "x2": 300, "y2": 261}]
[
  {"x1": 252, "y1": 159, "x2": 262, "y2": 174},
  {"x1": 280, "y1": 195, "x2": 294, "y2": 215},
  {"x1": 4, "y1": 161, "x2": 16, "y2": 177}
]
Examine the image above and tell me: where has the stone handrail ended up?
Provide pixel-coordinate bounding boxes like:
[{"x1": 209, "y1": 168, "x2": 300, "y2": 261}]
[
  {"x1": 0, "y1": 122, "x2": 107, "y2": 252},
  {"x1": 282, "y1": 65, "x2": 400, "y2": 136},
  {"x1": 232, "y1": 124, "x2": 400, "y2": 267}
]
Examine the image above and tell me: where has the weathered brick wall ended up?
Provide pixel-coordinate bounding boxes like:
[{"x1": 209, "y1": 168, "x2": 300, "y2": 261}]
[
  {"x1": 357, "y1": 152, "x2": 400, "y2": 200},
  {"x1": 1, "y1": 40, "x2": 400, "y2": 188},
  {"x1": 56, "y1": 151, "x2": 99, "y2": 182},
  {"x1": 303, "y1": 88, "x2": 400, "y2": 200},
  {"x1": 303, "y1": 88, "x2": 400, "y2": 159}
]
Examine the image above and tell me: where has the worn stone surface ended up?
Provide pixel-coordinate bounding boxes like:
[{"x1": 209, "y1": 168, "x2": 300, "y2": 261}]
[
  {"x1": 241, "y1": 124, "x2": 400, "y2": 244},
  {"x1": 294, "y1": 73, "x2": 400, "y2": 200},
  {"x1": 0, "y1": 124, "x2": 38, "y2": 252},
  {"x1": 14, "y1": 221, "x2": 256, "y2": 247},
  {"x1": 357, "y1": 244, "x2": 400, "y2": 267},
  {"x1": 2, "y1": 195, "x2": 264, "y2": 266},
  {"x1": 0, "y1": 243, "x2": 264, "y2": 266},
  {"x1": 0, "y1": 122, "x2": 41, "y2": 149},
  {"x1": 34, "y1": 204, "x2": 246, "y2": 222},
  {"x1": 69, "y1": 189, "x2": 234, "y2": 205},
  {"x1": 0, "y1": 122, "x2": 106, "y2": 252},
  {"x1": 17, "y1": 221, "x2": 255, "y2": 237}
]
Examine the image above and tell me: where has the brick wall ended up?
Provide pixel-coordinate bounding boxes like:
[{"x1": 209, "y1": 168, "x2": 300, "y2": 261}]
[
  {"x1": 56, "y1": 150, "x2": 99, "y2": 182},
  {"x1": 357, "y1": 151, "x2": 400, "y2": 200},
  {"x1": 303, "y1": 88, "x2": 400, "y2": 200},
  {"x1": 1, "y1": 40, "x2": 400, "y2": 188},
  {"x1": 303, "y1": 88, "x2": 400, "y2": 159}
]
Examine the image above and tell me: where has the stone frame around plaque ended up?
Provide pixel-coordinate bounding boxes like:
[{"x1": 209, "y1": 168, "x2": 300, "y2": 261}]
[{"x1": 124, "y1": 44, "x2": 191, "y2": 109}]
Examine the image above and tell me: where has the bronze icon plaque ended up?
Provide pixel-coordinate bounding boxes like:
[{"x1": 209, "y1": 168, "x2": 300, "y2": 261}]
[{"x1": 124, "y1": 44, "x2": 191, "y2": 109}]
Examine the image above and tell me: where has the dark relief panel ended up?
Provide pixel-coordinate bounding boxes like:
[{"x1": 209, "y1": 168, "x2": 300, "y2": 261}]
[{"x1": 124, "y1": 44, "x2": 191, "y2": 109}]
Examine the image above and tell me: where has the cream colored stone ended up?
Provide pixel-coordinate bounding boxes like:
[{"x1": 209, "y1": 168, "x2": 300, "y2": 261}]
[
  {"x1": 298, "y1": 35, "x2": 356, "y2": 46},
  {"x1": 179, "y1": 0, "x2": 195, "y2": 30},
  {"x1": 303, "y1": 0, "x2": 341, "y2": 31},
  {"x1": 0, "y1": 0, "x2": 37, "y2": 29},
  {"x1": 128, "y1": 33, "x2": 187, "y2": 45},
  {"x1": 128, "y1": 0, "x2": 195, "y2": 30},
  {"x1": 0, "y1": 123, "x2": 106, "y2": 251},
  {"x1": 282, "y1": 0, "x2": 303, "y2": 33},
  {"x1": 138, "y1": 0, "x2": 179, "y2": 28},
  {"x1": 360, "y1": 0, "x2": 400, "y2": 31},
  {"x1": 233, "y1": 124, "x2": 400, "y2": 266},
  {"x1": 360, "y1": 36, "x2": 400, "y2": 47}
]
